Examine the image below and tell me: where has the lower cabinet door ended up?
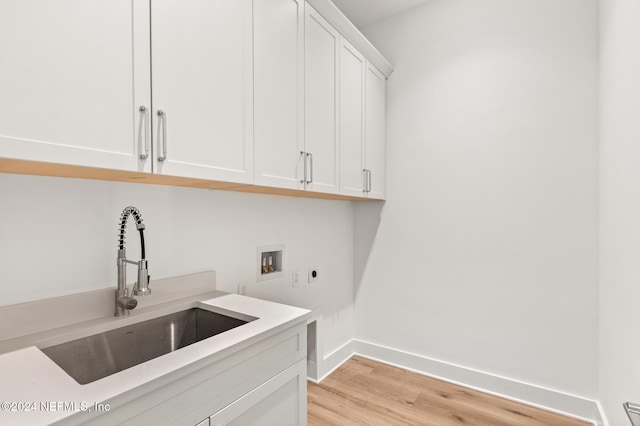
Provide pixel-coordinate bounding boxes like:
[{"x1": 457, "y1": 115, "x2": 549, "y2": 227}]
[{"x1": 209, "y1": 359, "x2": 307, "y2": 426}]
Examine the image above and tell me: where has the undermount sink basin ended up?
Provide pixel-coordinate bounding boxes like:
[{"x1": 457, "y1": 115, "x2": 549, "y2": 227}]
[{"x1": 41, "y1": 308, "x2": 253, "y2": 385}]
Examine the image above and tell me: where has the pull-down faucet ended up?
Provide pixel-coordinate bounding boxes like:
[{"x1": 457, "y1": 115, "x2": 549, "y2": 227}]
[{"x1": 115, "y1": 206, "x2": 151, "y2": 317}]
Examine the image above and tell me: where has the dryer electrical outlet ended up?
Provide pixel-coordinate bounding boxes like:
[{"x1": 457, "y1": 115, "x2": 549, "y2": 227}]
[{"x1": 308, "y1": 266, "x2": 319, "y2": 283}]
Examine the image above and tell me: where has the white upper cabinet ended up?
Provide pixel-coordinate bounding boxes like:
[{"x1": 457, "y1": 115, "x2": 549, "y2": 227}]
[
  {"x1": 339, "y1": 38, "x2": 366, "y2": 197},
  {"x1": 150, "y1": 0, "x2": 253, "y2": 183},
  {"x1": 0, "y1": 0, "x2": 151, "y2": 172},
  {"x1": 365, "y1": 62, "x2": 386, "y2": 199},
  {"x1": 338, "y1": 37, "x2": 387, "y2": 199},
  {"x1": 253, "y1": 0, "x2": 305, "y2": 190},
  {"x1": 0, "y1": 0, "x2": 391, "y2": 200},
  {"x1": 304, "y1": 4, "x2": 340, "y2": 194}
]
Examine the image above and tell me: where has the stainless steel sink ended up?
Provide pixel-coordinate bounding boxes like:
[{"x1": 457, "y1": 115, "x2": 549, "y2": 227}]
[{"x1": 41, "y1": 308, "x2": 252, "y2": 385}]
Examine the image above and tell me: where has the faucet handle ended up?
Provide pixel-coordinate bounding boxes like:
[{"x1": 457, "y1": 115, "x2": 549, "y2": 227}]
[
  {"x1": 116, "y1": 295, "x2": 138, "y2": 315},
  {"x1": 121, "y1": 297, "x2": 138, "y2": 310}
]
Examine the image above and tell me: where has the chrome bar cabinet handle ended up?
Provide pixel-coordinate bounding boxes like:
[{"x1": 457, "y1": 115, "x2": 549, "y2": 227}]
[
  {"x1": 307, "y1": 152, "x2": 313, "y2": 184},
  {"x1": 157, "y1": 110, "x2": 167, "y2": 162},
  {"x1": 363, "y1": 169, "x2": 368, "y2": 193},
  {"x1": 138, "y1": 106, "x2": 149, "y2": 160},
  {"x1": 300, "y1": 151, "x2": 307, "y2": 184}
]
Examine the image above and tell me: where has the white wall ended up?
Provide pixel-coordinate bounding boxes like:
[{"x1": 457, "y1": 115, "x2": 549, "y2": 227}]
[
  {"x1": 356, "y1": 0, "x2": 599, "y2": 399},
  {"x1": 0, "y1": 173, "x2": 354, "y2": 369},
  {"x1": 599, "y1": 0, "x2": 640, "y2": 423}
]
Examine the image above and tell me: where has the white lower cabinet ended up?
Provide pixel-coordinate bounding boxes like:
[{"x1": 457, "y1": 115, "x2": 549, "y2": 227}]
[
  {"x1": 77, "y1": 322, "x2": 307, "y2": 426},
  {"x1": 209, "y1": 359, "x2": 307, "y2": 426}
]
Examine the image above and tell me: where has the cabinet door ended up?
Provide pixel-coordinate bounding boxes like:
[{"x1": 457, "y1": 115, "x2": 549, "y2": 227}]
[
  {"x1": 151, "y1": 0, "x2": 253, "y2": 183},
  {"x1": 0, "y1": 0, "x2": 151, "y2": 172},
  {"x1": 304, "y1": 5, "x2": 339, "y2": 194},
  {"x1": 365, "y1": 62, "x2": 386, "y2": 199},
  {"x1": 254, "y1": 0, "x2": 305, "y2": 190},
  {"x1": 209, "y1": 360, "x2": 307, "y2": 426},
  {"x1": 338, "y1": 38, "x2": 366, "y2": 197}
]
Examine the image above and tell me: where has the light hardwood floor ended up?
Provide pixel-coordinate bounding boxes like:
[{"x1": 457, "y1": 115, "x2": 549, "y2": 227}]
[{"x1": 308, "y1": 356, "x2": 590, "y2": 426}]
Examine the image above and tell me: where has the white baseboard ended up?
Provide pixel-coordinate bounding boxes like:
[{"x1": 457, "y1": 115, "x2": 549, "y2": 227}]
[
  {"x1": 310, "y1": 338, "x2": 605, "y2": 425},
  {"x1": 352, "y1": 339, "x2": 603, "y2": 426},
  {"x1": 595, "y1": 401, "x2": 610, "y2": 426},
  {"x1": 317, "y1": 339, "x2": 356, "y2": 382}
]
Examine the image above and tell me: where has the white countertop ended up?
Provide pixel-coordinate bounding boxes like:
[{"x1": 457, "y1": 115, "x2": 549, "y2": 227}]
[{"x1": 0, "y1": 292, "x2": 310, "y2": 425}]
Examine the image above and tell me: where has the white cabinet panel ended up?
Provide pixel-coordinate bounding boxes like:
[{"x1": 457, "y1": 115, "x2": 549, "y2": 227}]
[
  {"x1": 338, "y1": 40, "x2": 387, "y2": 200},
  {"x1": 210, "y1": 360, "x2": 307, "y2": 426},
  {"x1": 365, "y1": 62, "x2": 386, "y2": 199},
  {"x1": 304, "y1": 5, "x2": 339, "y2": 194},
  {"x1": 254, "y1": 0, "x2": 305, "y2": 189},
  {"x1": 338, "y1": 38, "x2": 366, "y2": 197},
  {"x1": 0, "y1": 0, "x2": 151, "y2": 172},
  {"x1": 151, "y1": 0, "x2": 253, "y2": 183}
]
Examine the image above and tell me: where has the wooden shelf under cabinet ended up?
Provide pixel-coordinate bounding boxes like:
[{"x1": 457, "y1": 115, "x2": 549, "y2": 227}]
[{"x1": 0, "y1": 158, "x2": 379, "y2": 202}]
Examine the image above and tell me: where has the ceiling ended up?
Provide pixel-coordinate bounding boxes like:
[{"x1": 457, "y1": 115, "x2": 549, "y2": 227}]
[{"x1": 330, "y1": 0, "x2": 433, "y2": 29}]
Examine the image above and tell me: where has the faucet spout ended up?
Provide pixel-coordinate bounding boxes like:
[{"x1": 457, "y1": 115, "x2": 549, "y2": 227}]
[
  {"x1": 134, "y1": 259, "x2": 151, "y2": 296},
  {"x1": 115, "y1": 206, "x2": 151, "y2": 317}
]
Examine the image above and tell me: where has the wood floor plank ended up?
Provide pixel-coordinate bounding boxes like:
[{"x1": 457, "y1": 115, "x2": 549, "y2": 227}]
[
  {"x1": 308, "y1": 356, "x2": 590, "y2": 426},
  {"x1": 309, "y1": 381, "x2": 418, "y2": 425}
]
